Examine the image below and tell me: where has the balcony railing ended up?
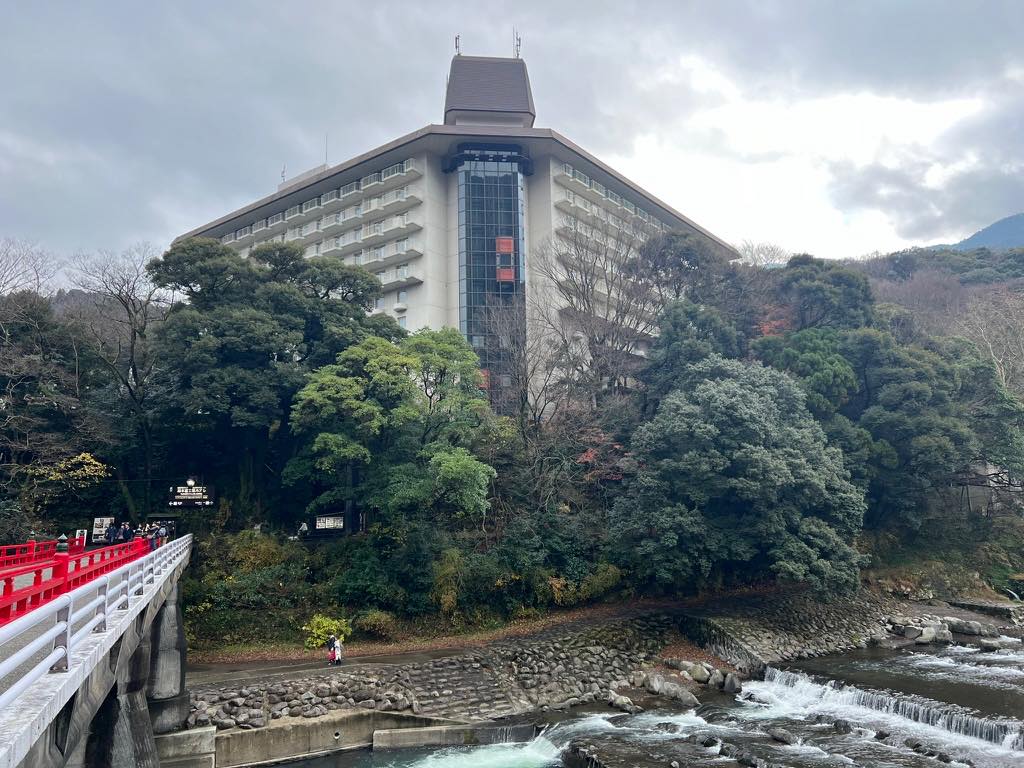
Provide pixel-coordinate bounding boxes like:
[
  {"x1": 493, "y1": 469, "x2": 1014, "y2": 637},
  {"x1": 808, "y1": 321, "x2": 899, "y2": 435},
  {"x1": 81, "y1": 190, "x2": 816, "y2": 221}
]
[{"x1": 214, "y1": 159, "x2": 421, "y2": 249}]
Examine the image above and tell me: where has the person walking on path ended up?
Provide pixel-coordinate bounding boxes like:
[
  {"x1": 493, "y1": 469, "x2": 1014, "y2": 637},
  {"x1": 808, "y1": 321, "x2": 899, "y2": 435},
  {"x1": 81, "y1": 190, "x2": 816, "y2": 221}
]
[
  {"x1": 333, "y1": 635, "x2": 344, "y2": 666},
  {"x1": 105, "y1": 522, "x2": 117, "y2": 545},
  {"x1": 326, "y1": 634, "x2": 337, "y2": 666}
]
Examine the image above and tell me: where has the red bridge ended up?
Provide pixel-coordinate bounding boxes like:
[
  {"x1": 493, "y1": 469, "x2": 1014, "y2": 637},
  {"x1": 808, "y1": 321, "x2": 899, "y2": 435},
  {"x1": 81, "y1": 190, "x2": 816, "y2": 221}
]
[{"x1": 0, "y1": 537, "x2": 150, "y2": 626}]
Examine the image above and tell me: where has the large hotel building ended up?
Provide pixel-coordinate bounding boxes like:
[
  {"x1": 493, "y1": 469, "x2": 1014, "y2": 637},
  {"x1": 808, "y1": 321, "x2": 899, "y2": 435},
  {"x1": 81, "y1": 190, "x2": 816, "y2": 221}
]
[{"x1": 177, "y1": 55, "x2": 732, "y2": 395}]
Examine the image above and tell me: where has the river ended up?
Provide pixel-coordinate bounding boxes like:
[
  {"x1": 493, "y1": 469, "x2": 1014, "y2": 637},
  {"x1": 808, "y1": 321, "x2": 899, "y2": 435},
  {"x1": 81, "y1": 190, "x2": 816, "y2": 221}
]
[{"x1": 290, "y1": 638, "x2": 1024, "y2": 768}]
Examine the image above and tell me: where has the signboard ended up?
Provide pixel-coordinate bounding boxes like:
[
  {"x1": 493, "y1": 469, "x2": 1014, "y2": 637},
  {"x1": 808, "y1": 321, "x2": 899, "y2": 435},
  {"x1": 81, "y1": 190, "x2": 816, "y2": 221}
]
[
  {"x1": 92, "y1": 517, "x2": 114, "y2": 543},
  {"x1": 168, "y1": 480, "x2": 214, "y2": 508},
  {"x1": 315, "y1": 515, "x2": 344, "y2": 530}
]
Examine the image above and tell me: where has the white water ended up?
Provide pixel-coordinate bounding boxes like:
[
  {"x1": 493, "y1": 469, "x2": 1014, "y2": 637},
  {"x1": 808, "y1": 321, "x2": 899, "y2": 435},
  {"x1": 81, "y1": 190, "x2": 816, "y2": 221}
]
[
  {"x1": 894, "y1": 651, "x2": 1024, "y2": 689},
  {"x1": 314, "y1": 644, "x2": 1024, "y2": 768},
  {"x1": 747, "y1": 667, "x2": 1024, "y2": 756}
]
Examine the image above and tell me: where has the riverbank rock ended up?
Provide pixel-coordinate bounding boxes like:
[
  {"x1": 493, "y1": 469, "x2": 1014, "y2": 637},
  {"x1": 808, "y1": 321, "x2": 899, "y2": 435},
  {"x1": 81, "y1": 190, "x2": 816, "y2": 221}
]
[{"x1": 723, "y1": 672, "x2": 743, "y2": 694}]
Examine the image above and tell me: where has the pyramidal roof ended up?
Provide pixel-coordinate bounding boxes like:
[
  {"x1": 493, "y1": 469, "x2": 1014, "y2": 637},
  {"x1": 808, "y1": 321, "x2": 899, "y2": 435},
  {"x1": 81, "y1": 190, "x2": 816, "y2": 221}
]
[{"x1": 443, "y1": 55, "x2": 536, "y2": 127}]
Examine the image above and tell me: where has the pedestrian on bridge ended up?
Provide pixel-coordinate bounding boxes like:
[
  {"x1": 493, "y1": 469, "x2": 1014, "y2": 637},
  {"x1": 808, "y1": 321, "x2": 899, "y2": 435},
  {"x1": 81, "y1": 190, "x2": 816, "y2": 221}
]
[{"x1": 105, "y1": 522, "x2": 117, "y2": 545}]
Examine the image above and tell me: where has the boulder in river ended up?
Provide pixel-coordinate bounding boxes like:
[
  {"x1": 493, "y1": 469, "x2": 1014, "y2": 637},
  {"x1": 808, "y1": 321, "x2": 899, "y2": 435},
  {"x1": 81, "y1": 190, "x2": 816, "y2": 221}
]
[
  {"x1": 723, "y1": 673, "x2": 743, "y2": 694},
  {"x1": 768, "y1": 727, "x2": 798, "y2": 745}
]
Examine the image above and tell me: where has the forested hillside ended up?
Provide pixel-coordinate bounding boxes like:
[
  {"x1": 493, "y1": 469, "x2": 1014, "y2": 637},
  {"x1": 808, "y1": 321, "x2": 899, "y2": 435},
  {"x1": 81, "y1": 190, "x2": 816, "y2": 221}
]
[{"x1": 1, "y1": 236, "x2": 1021, "y2": 648}]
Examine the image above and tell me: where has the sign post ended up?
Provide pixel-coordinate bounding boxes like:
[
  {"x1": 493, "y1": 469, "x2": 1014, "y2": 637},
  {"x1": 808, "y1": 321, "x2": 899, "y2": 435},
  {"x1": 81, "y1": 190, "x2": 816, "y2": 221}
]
[
  {"x1": 91, "y1": 517, "x2": 114, "y2": 544},
  {"x1": 167, "y1": 478, "x2": 214, "y2": 509}
]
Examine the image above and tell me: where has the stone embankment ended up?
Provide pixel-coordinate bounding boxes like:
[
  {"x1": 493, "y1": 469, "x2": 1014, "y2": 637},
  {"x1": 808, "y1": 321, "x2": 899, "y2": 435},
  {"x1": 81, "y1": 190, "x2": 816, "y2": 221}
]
[
  {"x1": 679, "y1": 590, "x2": 895, "y2": 671},
  {"x1": 188, "y1": 615, "x2": 678, "y2": 731},
  {"x1": 192, "y1": 589, "x2": 963, "y2": 734}
]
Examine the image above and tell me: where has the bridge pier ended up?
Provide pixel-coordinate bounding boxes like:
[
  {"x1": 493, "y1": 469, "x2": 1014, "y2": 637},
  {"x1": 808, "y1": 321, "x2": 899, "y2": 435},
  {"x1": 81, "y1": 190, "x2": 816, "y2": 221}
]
[
  {"x1": 147, "y1": 582, "x2": 190, "y2": 734},
  {"x1": 111, "y1": 628, "x2": 160, "y2": 768}
]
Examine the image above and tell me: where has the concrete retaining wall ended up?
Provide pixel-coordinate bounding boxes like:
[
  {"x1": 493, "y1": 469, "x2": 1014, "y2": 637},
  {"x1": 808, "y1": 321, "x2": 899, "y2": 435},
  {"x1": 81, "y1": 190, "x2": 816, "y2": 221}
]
[
  {"x1": 215, "y1": 710, "x2": 454, "y2": 767},
  {"x1": 155, "y1": 726, "x2": 216, "y2": 768},
  {"x1": 373, "y1": 723, "x2": 537, "y2": 750}
]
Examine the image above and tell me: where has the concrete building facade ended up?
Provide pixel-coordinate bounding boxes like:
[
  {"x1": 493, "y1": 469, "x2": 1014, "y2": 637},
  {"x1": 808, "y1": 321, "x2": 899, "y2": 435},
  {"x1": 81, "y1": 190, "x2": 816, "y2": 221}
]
[{"x1": 176, "y1": 55, "x2": 732, "y2": 396}]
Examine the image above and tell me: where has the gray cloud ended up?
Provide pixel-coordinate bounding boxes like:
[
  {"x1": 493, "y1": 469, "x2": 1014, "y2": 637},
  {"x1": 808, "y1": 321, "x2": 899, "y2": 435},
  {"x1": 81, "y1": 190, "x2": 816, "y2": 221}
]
[
  {"x1": 828, "y1": 87, "x2": 1024, "y2": 240},
  {"x1": 1, "y1": 1, "x2": 1021, "y2": 254}
]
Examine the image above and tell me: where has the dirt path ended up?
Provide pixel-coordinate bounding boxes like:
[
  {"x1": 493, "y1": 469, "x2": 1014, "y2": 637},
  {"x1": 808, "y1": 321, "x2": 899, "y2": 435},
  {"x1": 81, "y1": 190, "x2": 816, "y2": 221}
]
[{"x1": 187, "y1": 597, "x2": 693, "y2": 670}]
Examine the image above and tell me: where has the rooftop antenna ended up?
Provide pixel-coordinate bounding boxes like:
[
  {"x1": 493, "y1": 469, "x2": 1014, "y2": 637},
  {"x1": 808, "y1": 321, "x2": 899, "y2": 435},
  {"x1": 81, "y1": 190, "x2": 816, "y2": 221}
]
[
  {"x1": 513, "y1": 28, "x2": 521, "y2": 58},
  {"x1": 281, "y1": 164, "x2": 286, "y2": 183},
  {"x1": 454, "y1": 34, "x2": 461, "y2": 55},
  {"x1": 324, "y1": 132, "x2": 329, "y2": 166}
]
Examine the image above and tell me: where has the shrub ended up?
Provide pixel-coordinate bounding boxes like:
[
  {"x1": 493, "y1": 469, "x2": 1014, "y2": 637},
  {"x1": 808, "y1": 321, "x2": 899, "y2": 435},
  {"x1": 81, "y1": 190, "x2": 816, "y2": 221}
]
[
  {"x1": 579, "y1": 563, "x2": 622, "y2": 601},
  {"x1": 301, "y1": 613, "x2": 352, "y2": 649},
  {"x1": 354, "y1": 609, "x2": 400, "y2": 640}
]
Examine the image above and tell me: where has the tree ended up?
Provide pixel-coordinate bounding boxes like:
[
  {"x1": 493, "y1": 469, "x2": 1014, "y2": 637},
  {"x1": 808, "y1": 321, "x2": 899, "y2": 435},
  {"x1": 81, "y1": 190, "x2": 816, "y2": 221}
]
[
  {"x1": 531, "y1": 217, "x2": 662, "y2": 405},
  {"x1": 0, "y1": 238, "x2": 58, "y2": 296},
  {"x1": 778, "y1": 255, "x2": 874, "y2": 331},
  {"x1": 954, "y1": 289, "x2": 1024, "y2": 398},
  {"x1": 738, "y1": 240, "x2": 790, "y2": 270},
  {"x1": 611, "y1": 356, "x2": 866, "y2": 596},
  {"x1": 288, "y1": 329, "x2": 495, "y2": 528},
  {"x1": 70, "y1": 244, "x2": 169, "y2": 517},
  {"x1": 148, "y1": 238, "x2": 393, "y2": 524},
  {"x1": 642, "y1": 300, "x2": 743, "y2": 407},
  {"x1": 0, "y1": 291, "x2": 109, "y2": 517}
]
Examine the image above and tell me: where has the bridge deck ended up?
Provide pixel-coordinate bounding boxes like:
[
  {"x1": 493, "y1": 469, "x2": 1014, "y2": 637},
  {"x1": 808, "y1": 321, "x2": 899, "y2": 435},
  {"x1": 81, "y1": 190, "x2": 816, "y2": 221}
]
[{"x1": 0, "y1": 536, "x2": 192, "y2": 768}]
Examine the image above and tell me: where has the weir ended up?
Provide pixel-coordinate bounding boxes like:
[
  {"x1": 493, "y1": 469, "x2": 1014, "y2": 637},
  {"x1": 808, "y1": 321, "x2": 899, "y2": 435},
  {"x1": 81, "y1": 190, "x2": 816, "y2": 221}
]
[{"x1": 761, "y1": 666, "x2": 1024, "y2": 750}]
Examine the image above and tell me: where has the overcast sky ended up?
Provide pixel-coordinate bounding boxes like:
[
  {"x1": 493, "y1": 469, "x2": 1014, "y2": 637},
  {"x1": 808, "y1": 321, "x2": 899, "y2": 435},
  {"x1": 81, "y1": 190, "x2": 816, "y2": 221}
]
[{"x1": 2, "y1": 1, "x2": 1022, "y2": 259}]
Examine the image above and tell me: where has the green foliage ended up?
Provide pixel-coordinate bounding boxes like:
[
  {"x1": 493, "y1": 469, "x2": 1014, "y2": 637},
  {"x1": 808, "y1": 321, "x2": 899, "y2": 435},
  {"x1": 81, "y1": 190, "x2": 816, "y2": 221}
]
[
  {"x1": 613, "y1": 356, "x2": 867, "y2": 596},
  {"x1": 147, "y1": 238, "x2": 398, "y2": 527},
  {"x1": 288, "y1": 329, "x2": 495, "y2": 530},
  {"x1": 353, "y1": 609, "x2": 400, "y2": 640},
  {"x1": 778, "y1": 255, "x2": 874, "y2": 331},
  {"x1": 301, "y1": 613, "x2": 352, "y2": 649},
  {"x1": 643, "y1": 300, "x2": 744, "y2": 406}
]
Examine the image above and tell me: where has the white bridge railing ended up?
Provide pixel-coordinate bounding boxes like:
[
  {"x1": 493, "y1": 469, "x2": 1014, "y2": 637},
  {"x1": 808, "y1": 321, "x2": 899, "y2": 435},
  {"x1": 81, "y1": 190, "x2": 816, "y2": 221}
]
[{"x1": 0, "y1": 535, "x2": 192, "y2": 713}]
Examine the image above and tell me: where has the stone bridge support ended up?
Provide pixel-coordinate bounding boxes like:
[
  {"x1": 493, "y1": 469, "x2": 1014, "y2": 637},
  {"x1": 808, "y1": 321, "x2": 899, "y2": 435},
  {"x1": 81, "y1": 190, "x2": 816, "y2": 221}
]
[{"x1": 147, "y1": 583, "x2": 189, "y2": 734}]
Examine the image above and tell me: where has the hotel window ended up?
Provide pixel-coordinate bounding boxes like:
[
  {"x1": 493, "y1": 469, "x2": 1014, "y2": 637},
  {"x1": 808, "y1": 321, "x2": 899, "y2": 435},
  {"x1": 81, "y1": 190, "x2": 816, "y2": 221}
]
[
  {"x1": 374, "y1": 296, "x2": 384, "y2": 310},
  {"x1": 393, "y1": 237, "x2": 409, "y2": 254},
  {"x1": 396, "y1": 263, "x2": 409, "y2": 279},
  {"x1": 341, "y1": 181, "x2": 359, "y2": 196},
  {"x1": 371, "y1": 245, "x2": 385, "y2": 261},
  {"x1": 286, "y1": 205, "x2": 301, "y2": 219},
  {"x1": 302, "y1": 198, "x2": 319, "y2": 213},
  {"x1": 397, "y1": 316, "x2": 407, "y2": 329},
  {"x1": 268, "y1": 212, "x2": 284, "y2": 225},
  {"x1": 397, "y1": 289, "x2": 408, "y2": 303}
]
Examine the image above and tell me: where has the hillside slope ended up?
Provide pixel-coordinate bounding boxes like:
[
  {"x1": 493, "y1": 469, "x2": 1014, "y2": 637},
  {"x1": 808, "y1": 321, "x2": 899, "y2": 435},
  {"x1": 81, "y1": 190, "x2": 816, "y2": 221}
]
[{"x1": 955, "y1": 212, "x2": 1024, "y2": 250}]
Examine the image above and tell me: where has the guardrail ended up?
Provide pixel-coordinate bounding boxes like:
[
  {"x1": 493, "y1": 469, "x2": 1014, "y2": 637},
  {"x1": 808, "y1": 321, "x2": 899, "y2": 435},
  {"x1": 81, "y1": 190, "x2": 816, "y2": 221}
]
[
  {"x1": 0, "y1": 535, "x2": 192, "y2": 712},
  {"x1": 0, "y1": 541, "x2": 57, "y2": 570},
  {"x1": 0, "y1": 539, "x2": 149, "y2": 625}
]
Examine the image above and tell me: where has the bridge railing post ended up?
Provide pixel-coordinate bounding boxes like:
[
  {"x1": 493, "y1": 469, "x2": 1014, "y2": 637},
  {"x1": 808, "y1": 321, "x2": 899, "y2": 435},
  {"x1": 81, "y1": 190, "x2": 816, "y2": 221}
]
[
  {"x1": 50, "y1": 595, "x2": 72, "y2": 672},
  {"x1": 94, "y1": 576, "x2": 108, "y2": 633}
]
